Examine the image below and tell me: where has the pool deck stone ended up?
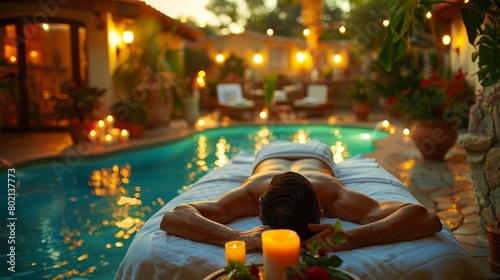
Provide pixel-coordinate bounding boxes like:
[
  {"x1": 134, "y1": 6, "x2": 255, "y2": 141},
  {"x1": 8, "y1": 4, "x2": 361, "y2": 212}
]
[{"x1": 0, "y1": 110, "x2": 497, "y2": 279}]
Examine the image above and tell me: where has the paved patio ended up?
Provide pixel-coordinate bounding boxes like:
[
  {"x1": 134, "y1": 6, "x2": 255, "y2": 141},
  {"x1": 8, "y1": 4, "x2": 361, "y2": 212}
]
[{"x1": 0, "y1": 110, "x2": 497, "y2": 279}]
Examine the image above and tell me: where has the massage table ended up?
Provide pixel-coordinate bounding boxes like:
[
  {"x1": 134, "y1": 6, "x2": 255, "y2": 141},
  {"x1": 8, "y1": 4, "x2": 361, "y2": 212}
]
[{"x1": 116, "y1": 150, "x2": 485, "y2": 280}]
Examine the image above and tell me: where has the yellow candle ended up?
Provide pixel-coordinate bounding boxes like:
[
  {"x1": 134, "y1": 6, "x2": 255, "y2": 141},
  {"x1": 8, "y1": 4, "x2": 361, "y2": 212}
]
[
  {"x1": 97, "y1": 119, "x2": 106, "y2": 133},
  {"x1": 104, "y1": 133, "x2": 114, "y2": 146},
  {"x1": 225, "y1": 240, "x2": 246, "y2": 265},
  {"x1": 119, "y1": 129, "x2": 129, "y2": 142},
  {"x1": 105, "y1": 114, "x2": 114, "y2": 129},
  {"x1": 88, "y1": 129, "x2": 98, "y2": 145},
  {"x1": 262, "y1": 229, "x2": 300, "y2": 280}
]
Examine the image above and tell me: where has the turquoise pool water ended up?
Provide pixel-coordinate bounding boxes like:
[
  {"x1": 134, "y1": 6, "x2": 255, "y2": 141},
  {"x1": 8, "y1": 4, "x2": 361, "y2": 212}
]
[{"x1": 0, "y1": 125, "x2": 388, "y2": 279}]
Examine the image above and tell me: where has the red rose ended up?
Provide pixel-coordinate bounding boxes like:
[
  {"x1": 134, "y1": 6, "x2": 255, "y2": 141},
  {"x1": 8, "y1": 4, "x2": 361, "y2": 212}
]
[
  {"x1": 387, "y1": 96, "x2": 398, "y2": 105},
  {"x1": 304, "y1": 266, "x2": 330, "y2": 280},
  {"x1": 250, "y1": 264, "x2": 260, "y2": 278}
]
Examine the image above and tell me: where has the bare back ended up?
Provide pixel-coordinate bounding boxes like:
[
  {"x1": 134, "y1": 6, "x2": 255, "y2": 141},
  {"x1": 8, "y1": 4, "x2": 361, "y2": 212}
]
[{"x1": 245, "y1": 158, "x2": 344, "y2": 217}]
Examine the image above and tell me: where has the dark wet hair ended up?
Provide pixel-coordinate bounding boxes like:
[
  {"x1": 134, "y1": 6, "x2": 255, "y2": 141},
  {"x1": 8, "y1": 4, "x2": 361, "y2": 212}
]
[{"x1": 259, "y1": 171, "x2": 321, "y2": 241}]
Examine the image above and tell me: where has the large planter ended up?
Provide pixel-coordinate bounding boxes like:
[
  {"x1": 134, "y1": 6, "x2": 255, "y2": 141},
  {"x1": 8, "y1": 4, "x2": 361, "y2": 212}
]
[
  {"x1": 351, "y1": 102, "x2": 372, "y2": 122},
  {"x1": 142, "y1": 83, "x2": 173, "y2": 128},
  {"x1": 487, "y1": 224, "x2": 500, "y2": 273},
  {"x1": 410, "y1": 120, "x2": 458, "y2": 161}
]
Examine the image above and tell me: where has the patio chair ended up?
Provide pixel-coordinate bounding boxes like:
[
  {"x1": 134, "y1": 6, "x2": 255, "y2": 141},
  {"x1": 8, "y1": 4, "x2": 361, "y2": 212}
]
[
  {"x1": 216, "y1": 83, "x2": 255, "y2": 120},
  {"x1": 293, "y1": 84, "x2": 332, "y2": 117}
]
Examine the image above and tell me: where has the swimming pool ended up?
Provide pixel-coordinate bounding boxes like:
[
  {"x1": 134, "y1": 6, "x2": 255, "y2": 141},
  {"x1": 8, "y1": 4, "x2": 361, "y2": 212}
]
[{"x1": 0, "y1": 125, "x2": 388, "y2": 279}]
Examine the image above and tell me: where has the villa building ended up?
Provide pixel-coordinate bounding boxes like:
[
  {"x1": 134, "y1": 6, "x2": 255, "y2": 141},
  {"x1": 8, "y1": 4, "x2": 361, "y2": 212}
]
[{"x1": 0, "y1": 0, "x2": 203, "y2": 131}]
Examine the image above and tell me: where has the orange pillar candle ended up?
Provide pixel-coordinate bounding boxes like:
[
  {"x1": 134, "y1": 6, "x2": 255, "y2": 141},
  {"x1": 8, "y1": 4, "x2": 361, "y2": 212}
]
[
  {"x1": 225, "y1": 240, "x2": 246, "y2": 265},
  {"x1": 262, "y1": 229, "x2": 300, "y2": 280}
]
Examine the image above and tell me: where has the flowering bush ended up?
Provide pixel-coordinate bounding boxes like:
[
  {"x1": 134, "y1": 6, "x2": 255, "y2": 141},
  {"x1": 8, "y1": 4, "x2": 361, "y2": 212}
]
[{"x1": 386, "y1": 69, "x2": 473, "y2": 121}]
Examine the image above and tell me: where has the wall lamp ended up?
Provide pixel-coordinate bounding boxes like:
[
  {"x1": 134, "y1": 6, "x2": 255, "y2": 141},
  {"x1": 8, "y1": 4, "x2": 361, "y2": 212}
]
[
  {"x1": 122, "y1": 31, "x2": 134, "y2": 45},
  {"x1": 253, "y1": 53, "x2": 263, "y2": 64},
  {"x1": 117, "y1": 30, "x2": 134, "y2": 57},
  {"x1": 442, "y1": 34, "x2": 460, "y2": 54}
]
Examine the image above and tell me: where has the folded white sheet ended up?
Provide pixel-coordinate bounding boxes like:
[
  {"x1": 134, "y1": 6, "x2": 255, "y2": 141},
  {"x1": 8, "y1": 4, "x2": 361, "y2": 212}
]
[{"x1": 115, "y1": 151, "x2": 485, "y2": 280}]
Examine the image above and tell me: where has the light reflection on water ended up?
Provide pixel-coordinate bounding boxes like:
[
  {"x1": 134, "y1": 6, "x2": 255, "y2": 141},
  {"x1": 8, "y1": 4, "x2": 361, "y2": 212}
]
[{"x1": 0, "y1": 125, "x2": 388, "y2": 279}]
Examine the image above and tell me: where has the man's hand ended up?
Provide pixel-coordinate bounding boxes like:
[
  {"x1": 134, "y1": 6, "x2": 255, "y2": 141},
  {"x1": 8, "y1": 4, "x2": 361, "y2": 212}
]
[
  {"x1": 303, "y1": 223, "x2": 354, "y2": 252},
  {"x1": 238, "y1": 225, "x2": 272, "y2": 251}
]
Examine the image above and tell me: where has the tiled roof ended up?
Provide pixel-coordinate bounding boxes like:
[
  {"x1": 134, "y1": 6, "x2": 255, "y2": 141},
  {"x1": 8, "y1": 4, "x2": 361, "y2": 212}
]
[{"x1": 1, "y1": 0, "x2": 204, "y2": 40}]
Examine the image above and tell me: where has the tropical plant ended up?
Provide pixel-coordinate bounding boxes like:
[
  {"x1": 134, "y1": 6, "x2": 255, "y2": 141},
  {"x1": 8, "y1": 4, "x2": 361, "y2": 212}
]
[
  {"x1": 112, "y1": 17, "x2": 193, "y2": 124},
  {"x1": 55, "y1": 83, "x2": 106, "y2": 123},
  {"x1": 370, "y1": 51, "x2": 425, "y2": 99},
  {"x1": 346, "y1": 76, "x2": 375, "y2": 103},
  {"x1": 461, "y1": 0, "x2": 500, "y2": 86},
  {"x1": 112, "y1": 17, "x2": 170, "y2": 98},
  {"x1": 218, "y1": 53, "x2": 246, "y2": 82},
  {"x1": 263, "y1": 74, "x2": 277, "y2": 105},
  {"x1": 110, "y1": 99, "x2": 148, "y2": 125},
  {"x1": 379, "y1": 0, "x2": 500, "y2": 87}
]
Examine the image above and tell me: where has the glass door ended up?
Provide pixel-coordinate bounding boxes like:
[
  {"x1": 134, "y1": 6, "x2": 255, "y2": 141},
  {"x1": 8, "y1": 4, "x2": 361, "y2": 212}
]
[{"x1": 0, "y1": 20, "x2": 86, "y2": 130}]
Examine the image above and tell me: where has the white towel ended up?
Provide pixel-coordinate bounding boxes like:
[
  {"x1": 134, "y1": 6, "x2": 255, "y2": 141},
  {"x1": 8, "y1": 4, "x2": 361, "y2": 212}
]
[{"x1": 251, "y1": 139, "x2": 341, "y2": 176}]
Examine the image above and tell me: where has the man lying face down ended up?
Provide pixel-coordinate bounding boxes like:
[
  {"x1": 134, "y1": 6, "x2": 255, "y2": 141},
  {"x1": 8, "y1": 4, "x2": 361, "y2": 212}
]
[
  {"x1": 259, "y1": 171, "x2": 322, "y2": 241},
  {"x1": 160, "y1": 140, "x2": 442, "y2": 252}
]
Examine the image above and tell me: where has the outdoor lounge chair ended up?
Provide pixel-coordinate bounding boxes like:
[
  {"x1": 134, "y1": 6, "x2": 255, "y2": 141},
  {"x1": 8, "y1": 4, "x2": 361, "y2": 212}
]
[
  {"x1": 293, "y1": 84, "x2": 332, "y2": 117},
  {"x1": 216, "y1": 83, "x2": 255, "y2": 120}
]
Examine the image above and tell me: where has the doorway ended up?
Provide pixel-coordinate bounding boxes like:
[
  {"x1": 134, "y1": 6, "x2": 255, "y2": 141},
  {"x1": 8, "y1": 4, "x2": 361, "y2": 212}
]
[{"x1": 0, "y1": 19, "x2": 87, "y2": 131}]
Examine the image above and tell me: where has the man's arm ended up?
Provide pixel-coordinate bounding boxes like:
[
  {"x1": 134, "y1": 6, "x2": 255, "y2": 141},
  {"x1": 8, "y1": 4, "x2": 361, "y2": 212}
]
[
  {"x1": 307, "y1": 186, "x2": 442, "y2": 251},
  {"x1": 160, "y1": 176, "x2": 270, "y2": 250}
]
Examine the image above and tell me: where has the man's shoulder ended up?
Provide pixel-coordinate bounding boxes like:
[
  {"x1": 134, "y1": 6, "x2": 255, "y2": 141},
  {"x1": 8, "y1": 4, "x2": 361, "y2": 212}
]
[{"x1": 245, "y1": 171, "x2": 277, "y2": 196}]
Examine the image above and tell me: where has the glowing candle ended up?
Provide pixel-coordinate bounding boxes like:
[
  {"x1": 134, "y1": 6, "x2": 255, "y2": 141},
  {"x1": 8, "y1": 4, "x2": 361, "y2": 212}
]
[
  {"x1": 105, "y1": 115, "x2": 115, "y2": 129},
  {"x1": 97, "y1": 119, "x2": 106, "y2": 134},
  {"x1": 262, "y1": 229, "x2": 300, "y2": 280},
  {"x1": 225, "y1": 240, "x2": 246, "y2": 265},
  {"x1": 104, "y1": 134, "x2": 114, "y2": 146},
  {"x1": 403, "y1": 128, "x2": 411, "y2": 144},
  {"x1": 381, "y1": 120, "x2": 390, "y2": 129},
  {"x1": 119, "y1": 129, "x2": 129, "y2": 142},
  {"x1": 110, "y1": 128, "x2": 121, "y2": 144},
  {"x1": 88, "y1": 130, "x2": 98, "y2": 145}
]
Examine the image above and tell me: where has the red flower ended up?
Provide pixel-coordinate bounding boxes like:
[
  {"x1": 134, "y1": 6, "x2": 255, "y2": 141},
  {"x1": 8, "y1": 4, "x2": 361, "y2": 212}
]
[
  {"x1": 386, "y1": 96, "x2": 398, "y2": 105},
  {"x1": 435, "y1": 102, "x2": 448, "y2": 116},
  {"x1": 250, "y1": 264, "x2": 260, "y2": 278},
  {"x1": 401, "y1": 88, "x2": 411, "y2": 95}
]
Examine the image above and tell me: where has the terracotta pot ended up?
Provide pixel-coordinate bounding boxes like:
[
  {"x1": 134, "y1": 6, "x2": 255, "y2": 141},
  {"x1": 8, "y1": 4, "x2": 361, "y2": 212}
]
[
  {"x1": 410, "y1": 120, "x2": 458, "y2": 161},
  {"x1": 128, "y1": 123, "x2": 144, "y2": 138},
  {"x1": 352, "y1": 102, "x2": 372, "y2": 122},
  {"x1": 68, "y1": 121, "x2": 95, "y2": 145},
  {"x1": 487, "y1": 224, "x2": 500, "y2": 273},
  {"x1": 142, "y1": 83, "x2": 173, "y2": 128},
  {"x1": 114, "y1": 120, "x2": 131, "y2": 130}
]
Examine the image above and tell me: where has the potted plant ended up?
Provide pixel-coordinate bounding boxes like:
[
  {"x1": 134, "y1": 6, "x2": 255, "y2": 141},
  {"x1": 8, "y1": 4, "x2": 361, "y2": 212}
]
[
  {"x1": 370, "y1": 52, "x2": 424, "y2": 117},
  {"x1": 379, "y1": 0, "x2": 500, "y2": 88},
  {"x1": 378, "y1": 0, "x2": 498, "y2": 162},
  {"x1": 110, "y1": 99, "x2": 148, "y2": 138},
  {"x1": 55, "y1": 84, "x2": 106, "y2": 144},
  {"x1": 112, "y1": 17, "x2": 174, "y2": 128},
  {"x1": 387, "y1": 68, "x2": 472, "y2": 161},
  {"x1": 346, "y1": 76, "x2": 375, "y2": 122}
]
